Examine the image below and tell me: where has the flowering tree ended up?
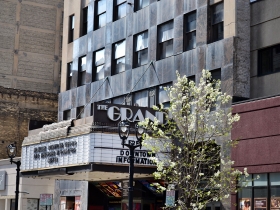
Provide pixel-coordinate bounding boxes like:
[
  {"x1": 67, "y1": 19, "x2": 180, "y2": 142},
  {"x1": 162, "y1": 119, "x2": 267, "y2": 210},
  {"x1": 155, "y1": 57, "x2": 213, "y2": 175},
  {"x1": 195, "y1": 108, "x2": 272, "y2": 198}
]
[{"x1": 140, "y1": 70, "x2": 247, "y2": 210}]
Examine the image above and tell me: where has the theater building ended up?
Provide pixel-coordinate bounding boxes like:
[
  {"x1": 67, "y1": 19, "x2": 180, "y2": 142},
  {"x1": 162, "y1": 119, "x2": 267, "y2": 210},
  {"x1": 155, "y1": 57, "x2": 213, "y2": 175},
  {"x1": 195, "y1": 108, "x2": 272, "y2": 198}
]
[{"x1": 21, "y1": 103, "x2": 166, "y2": 210}]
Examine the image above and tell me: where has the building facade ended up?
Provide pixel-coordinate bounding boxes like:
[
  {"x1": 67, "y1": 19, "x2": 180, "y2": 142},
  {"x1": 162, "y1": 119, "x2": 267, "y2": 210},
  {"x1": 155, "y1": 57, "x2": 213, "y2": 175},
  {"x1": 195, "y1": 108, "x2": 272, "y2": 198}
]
[
  {"x1": 231, "y1": 1, "x2": 280, "y2": 210},
  {"x1": 0, "y1": 158, "x2": 55, "y2": 210},
  {"x1": 0, "y1": 0, "x2": 63, "y2": 157}
]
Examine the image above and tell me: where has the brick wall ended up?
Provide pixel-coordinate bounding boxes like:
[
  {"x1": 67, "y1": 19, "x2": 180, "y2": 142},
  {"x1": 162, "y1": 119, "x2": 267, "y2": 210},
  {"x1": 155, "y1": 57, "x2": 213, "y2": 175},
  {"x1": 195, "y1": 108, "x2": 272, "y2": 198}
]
[
  {"x1": 0, "y1": 87, "x2": 58, "y2": 159},
  {"x1": 0, "y1": 0, "x2": 63, "y2": 94}
]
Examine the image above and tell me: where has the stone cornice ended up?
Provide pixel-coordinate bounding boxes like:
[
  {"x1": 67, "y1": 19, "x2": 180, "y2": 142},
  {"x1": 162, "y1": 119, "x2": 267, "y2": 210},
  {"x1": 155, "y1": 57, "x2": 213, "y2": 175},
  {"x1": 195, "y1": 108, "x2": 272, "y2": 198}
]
[{"x1": 0, "y1": 86, "x2": 58, "y2": 101}]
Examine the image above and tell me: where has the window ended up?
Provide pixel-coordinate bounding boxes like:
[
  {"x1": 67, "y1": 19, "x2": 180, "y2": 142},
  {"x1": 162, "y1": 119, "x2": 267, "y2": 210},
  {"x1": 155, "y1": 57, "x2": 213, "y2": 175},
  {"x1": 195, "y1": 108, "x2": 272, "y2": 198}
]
[
  {"x1": 93, "y1": 48, "x2": 105, "y2": 81},
  {"x1": 135, "y1": 0, "x2": 149, "y2": 11},
  {"x1": 63, "y1": 110, "x2": 71, "y2": 120},
  {"x1": 69, "y1": 15, "x2": 75, "y2": 43},
  {"x1": 238, "y1": 173, "x2": 280, "y2": 210},
  {"x1": 81, "y1": 7, "x2": 88, "y2": 36},
  {"x1": 184, "y1": 11, "x2": 196, "y2": 51},
  {"x1": 95, "y1": 0, "x2": 106, "y2": 30},
  {"x1": 258, "y1": 44, "x2": 280, "y2": 76},
  {"x1": 10, "y1": 199, "x2": 15, "y2": 210},
  {"x1": 78, "y1": 56, "x2": 87, "y2": 86},
  {"x1": 210, "y1": 69, "x2": 221, "y2": 81},
  {"x1": 67, "y1": 62, "x2": 72, "y2": 90},
  {"x1": 114, "y1": 0, "x2": 126, "y2": 21},
  {"x1": 29, "y1": 120, "x2": 52, "y2": 130},
  {"x1": 113, "y1": 40, "x2": 126, "y2": 74},
  {"x1": 157, "y1": 21, "x2": 174, "y2": 60},
  {"x1": 112, "y1": 95, "x2": 132, "y2": 105},
  {"x1": 133, "y1": 90, "x2": 148, "y2": 107},
  {"x1": 158, "y1": 83, "x2": 171, "y2": 108},
  {"x1": 60, "y1": 35, "x2": 63, "y2": 49},
  {"x1": 134, "y1": 31, "x2": 148, "y2": 68},
  {"x1": 210, "y1": 2, "x2": 224, "y2": 43},
  {"x1": 76, "y1": 106, "x2": 85, "y2": 119}
]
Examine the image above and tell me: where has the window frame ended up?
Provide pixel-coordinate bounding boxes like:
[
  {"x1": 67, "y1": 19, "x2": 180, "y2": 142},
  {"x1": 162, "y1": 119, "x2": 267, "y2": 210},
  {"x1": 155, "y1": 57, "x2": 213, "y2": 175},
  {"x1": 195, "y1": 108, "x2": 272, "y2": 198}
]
[
  {"x1": 114, "y1": 0, "x2": 127, "y2": 21},
  {"x1": 93, "y1": 48, "x2": 105, "y2": 81},
  {"x1": 258, "y1": 44, "x2": 280, "y2": 76},
  {"x1": 134, "y1": 31, "x2": 149, "y2": 68},
  {"x1": 209, "y1": 2, "x2": 224, "y2": 43},
  {"x1": 112, "y1": 39, "x2": 126, "y2": 75},
  {"x1": 157, "y1": 20, "x2": 174, "y2": 60},
  {"x1": 78, "y1": 56, "x2": 87, "y2": 86},
  {"x1": 95, "y1": 0, "x2": 106, "y2": 30},
  {"x1": 68, "y1": 14, "x2": 75, "y2": 43},
  {"x1": 184, "y1": 11, "x2": 197, "y2": 51}
]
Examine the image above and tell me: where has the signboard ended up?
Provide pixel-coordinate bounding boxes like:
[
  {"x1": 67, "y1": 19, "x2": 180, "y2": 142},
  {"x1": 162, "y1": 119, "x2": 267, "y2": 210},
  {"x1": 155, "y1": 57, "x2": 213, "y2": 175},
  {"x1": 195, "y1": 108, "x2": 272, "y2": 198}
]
[
  {"x1": 94, "y1": 103, "x2": 167, "y2": 126},
  {"x1": 166, "y1": 190, "x2": 175, "y2": 207},
  {"x1": 40, "y1": 194, "x2": 53, "y2": 206},
  {"x1": 21, "y1": 133, "x2": 159, "y2": 171},
  {"x1": 0, "y1": 171, "x2": 6, "y2": 190}
]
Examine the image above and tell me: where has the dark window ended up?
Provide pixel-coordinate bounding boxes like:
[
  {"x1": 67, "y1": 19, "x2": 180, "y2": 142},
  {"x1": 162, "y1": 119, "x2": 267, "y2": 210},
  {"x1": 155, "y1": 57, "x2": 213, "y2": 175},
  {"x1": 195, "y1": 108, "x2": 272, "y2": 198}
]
[
  {"x1": 29, "y1": 120, "x2": 52, "y2": 131},
  {"x1": 93, "y1": 48, "x2": 105, "y2": 81},
  {"x1": 134, "y1": 31, "x2": 148, "y2": 68},
  {"x1": 184, "y1": 11, "x2": 196, "y2": 51},
  {"x1": 210, "y1": 2, "x2": 224, "y2": 43},
  {"x1": 78, "y1": 56, "x2": 87, "y2": 86},
  {"x1": 69, "y1": 15, "x2": 75, "y2": 43},
  {"x1": 81, "y1": 7, "x2": 88, "y2": 36},
  {"x1": 157, "y1": 21, "x2": 174, "y2": 60},
  {"x1": 95, "y1": 0, "x2": 106, "y2": 30},
  {"x1": 258, "y1": 44, "x2": 280, "y2": 76},
  {"x1": 113, "y1": 40, "x2": 126, "y2": 74},
  {"x1": 10, "y1": 199, "x2": 16, "y2": 210},
  {"x1": 60, "y1": 35, "x2": 63, "y2": 49},
  {"x1": 114, "y1": 0, "x2": 126, "y2": 21},
  {"x1": 63, "y1": 110, "x2": 71, "y2": 120},
  {"x1": 67, "y1": 62, "x2": 73, "y2": 90},
  {"x1": 188, "y1": 75, "x2": 196, "y2": 83},
  {"x1": 158, "y1": 83, "x2": 172, "y2": 108},
  {"x1": 135, "y1": 0, "x2": 149, "y2": 11},
  {"x1": 76, "y1": 106, "x2": 85, "y2": 119},
  {"x1": 211, "y1": 69, "x2": 221, "y2": 81}
]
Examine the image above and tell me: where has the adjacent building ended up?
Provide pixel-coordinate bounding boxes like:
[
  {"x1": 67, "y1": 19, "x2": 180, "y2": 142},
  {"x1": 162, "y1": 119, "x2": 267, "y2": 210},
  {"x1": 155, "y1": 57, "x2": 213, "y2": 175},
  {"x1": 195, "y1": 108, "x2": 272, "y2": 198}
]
[{"x1": 0, "y1": 0, "x2": 63, "y2": 158}]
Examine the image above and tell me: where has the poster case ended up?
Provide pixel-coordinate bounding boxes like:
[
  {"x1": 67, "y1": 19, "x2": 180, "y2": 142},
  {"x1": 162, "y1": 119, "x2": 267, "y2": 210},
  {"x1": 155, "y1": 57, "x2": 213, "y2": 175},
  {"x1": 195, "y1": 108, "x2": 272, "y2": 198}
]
[
  {"x1": 254, "y1": 198, "x2": 267, "y2": 210},
  {"x1": 271, "y1": 197, "x2": 280, "y2": 209},
  {"x1": 239, "y1": 198, "x2": 251, "y2": 210}
]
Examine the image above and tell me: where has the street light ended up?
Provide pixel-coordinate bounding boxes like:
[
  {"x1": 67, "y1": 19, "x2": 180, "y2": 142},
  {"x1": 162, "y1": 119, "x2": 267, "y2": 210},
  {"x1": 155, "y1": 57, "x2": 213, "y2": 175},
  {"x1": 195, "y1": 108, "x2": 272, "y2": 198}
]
[
  {"x1": 7, "y1": 143, "x2": 21, "y2": 210},
  {"x1": 118, "y1": 120, "x2": 145, "y2": 210}
]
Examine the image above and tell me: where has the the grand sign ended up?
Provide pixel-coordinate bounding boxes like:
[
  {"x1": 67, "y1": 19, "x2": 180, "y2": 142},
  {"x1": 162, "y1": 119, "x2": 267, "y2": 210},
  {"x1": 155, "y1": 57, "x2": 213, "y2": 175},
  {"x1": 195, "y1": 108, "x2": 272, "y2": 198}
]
[{"x1": 94, "y1": 103, "x2": 167, "y2": 125}]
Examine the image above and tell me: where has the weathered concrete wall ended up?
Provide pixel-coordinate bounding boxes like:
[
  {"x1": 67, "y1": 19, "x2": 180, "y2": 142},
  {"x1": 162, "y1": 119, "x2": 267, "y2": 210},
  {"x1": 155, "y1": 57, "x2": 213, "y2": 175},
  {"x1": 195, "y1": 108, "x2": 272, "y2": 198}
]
[{"x1": 0, "y1": 86, "x2": 57, "y2": 159}]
